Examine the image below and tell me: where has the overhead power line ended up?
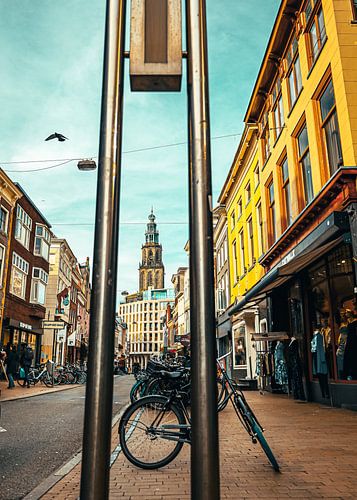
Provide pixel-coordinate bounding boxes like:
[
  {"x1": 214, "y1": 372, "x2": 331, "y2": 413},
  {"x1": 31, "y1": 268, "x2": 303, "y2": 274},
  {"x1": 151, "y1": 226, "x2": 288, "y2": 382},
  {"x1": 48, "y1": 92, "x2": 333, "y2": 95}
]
[{"x1": 0, "y1": 132, "x2": 243, "y2": 173}]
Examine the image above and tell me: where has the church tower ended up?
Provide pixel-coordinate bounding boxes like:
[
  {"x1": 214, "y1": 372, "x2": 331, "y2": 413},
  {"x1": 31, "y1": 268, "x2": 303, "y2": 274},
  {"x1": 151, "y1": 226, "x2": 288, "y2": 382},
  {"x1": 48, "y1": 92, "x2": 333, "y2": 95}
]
[{"x1": 139, "y1": 210, "x2": 165, "y2": 291}]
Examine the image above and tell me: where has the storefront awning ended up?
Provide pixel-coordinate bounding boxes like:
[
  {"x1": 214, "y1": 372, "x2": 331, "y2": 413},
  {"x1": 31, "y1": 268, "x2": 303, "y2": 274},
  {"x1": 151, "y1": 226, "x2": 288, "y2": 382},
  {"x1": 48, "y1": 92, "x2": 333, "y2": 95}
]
[{"x1": 229, "y1": 236, "x2": 344, "y2": 316}]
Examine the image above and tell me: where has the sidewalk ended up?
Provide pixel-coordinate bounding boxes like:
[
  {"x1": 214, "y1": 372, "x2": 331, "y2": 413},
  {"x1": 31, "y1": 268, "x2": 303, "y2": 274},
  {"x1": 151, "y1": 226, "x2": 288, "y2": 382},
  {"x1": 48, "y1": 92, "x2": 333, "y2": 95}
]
[
  {"x1": 41, "y1": 391, "x2": 357, "y2": 499},
  {"x1": 0, "y1": 379, "x2": 80, "y2": 402}
]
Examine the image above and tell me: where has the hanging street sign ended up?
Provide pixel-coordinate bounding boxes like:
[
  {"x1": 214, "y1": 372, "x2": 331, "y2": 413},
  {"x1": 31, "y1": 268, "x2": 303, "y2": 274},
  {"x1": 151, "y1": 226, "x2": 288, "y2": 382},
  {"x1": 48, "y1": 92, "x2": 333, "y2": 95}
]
[
  {"x1": 130, "y1": 0, "x2": 182, "y2": 91},
  {"x1": 42, "y1": 320, "x2": 66, "y2": 330}
]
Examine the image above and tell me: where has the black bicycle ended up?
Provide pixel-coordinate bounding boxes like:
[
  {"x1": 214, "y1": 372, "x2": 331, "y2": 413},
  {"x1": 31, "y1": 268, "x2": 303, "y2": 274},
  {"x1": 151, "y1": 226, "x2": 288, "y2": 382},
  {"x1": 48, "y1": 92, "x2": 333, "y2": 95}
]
[{"x1": 119, "y1": 351, "x2": 279, "y2": 471}]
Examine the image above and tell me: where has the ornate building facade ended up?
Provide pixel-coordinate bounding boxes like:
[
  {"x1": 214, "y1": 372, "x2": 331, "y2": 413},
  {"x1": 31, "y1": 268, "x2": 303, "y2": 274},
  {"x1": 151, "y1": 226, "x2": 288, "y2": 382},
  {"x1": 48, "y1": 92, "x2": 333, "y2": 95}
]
[{"x1": 139, "y1": 210, "x2": 164, "y2": 291}]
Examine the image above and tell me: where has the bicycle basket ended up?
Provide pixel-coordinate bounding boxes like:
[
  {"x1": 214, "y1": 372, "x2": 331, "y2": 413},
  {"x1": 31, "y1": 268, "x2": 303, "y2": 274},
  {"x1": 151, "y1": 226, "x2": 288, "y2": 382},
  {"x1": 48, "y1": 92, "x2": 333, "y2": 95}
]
[{"x1": 146, "y1": 359, "x2": 165, "y2": 374}]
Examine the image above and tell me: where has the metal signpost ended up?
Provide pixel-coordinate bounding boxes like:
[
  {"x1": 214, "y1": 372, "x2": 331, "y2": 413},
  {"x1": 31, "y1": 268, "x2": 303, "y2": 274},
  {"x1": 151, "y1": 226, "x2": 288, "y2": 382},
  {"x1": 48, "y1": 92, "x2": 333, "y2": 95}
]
[{"x1": 80, "y1": 1, "x2": 219, "y2": 499}]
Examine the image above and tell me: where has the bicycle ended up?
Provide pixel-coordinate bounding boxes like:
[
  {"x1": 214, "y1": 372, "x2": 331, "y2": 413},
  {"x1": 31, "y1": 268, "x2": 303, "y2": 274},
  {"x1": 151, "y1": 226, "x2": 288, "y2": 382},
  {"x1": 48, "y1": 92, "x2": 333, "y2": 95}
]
[
  {"x1": 17, "y1": 361, "x2": 55, "y2": 387},
  {"x1": 119, "y1": 351, "x2": 280, "y2": 471}
]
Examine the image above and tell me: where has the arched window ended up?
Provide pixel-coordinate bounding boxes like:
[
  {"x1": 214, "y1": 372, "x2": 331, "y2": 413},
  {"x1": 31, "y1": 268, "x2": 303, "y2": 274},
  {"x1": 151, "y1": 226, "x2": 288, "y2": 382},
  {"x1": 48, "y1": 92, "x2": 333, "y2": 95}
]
[
  {"x1": 156, "y1": 250, "x2": 160, "y2": 262},
  {"x1": 147, "y1": 271, "x2": 153, "y2": 287},
  {"x1": 155, "y1": 271, "x2": 160, "y2": 289}
]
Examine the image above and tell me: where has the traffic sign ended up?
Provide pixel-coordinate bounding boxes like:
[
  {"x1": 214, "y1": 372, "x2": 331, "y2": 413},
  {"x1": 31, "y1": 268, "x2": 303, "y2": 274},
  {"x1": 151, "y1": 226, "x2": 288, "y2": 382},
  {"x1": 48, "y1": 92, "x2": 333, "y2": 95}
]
[{"x1": 42, "y1": 320, "x2": 65, "y2": 330}]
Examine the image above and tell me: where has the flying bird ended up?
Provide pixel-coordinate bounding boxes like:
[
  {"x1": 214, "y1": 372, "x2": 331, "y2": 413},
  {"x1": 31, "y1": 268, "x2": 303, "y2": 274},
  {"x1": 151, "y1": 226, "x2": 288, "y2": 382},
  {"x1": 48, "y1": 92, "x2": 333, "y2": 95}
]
[{"x1": 45, "y1": 132, "x2": 68, "y2": 142}]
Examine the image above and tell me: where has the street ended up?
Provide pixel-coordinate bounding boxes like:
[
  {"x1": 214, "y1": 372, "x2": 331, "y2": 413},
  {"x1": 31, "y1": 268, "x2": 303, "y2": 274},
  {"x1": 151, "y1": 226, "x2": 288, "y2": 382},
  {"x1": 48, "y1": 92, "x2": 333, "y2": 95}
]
[{"x1": 0, "y1": 376, "x2": 132, "y2": 500}]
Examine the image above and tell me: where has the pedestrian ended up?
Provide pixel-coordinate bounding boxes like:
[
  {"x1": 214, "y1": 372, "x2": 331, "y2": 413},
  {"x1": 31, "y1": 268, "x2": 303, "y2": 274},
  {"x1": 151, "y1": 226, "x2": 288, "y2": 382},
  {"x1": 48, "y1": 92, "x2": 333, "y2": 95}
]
[
  {"x1": 20, "y1": 344, "x2": 34, "y2": 388},
  {"x1": 5, "y1": 344, "x2": 18, "y2": 389}
]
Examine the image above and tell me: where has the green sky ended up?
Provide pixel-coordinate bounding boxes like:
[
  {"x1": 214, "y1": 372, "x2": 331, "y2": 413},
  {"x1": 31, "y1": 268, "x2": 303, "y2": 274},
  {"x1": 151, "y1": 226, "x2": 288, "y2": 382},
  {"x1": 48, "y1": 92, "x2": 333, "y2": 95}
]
[{"x1": 0, "y1": 0, "x2": 279, "y2": 296}]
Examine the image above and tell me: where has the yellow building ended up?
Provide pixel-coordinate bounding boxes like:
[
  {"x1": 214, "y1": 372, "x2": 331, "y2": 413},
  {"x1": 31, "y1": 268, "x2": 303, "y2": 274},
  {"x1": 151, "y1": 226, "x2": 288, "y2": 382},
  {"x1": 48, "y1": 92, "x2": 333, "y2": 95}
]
[
  {"x1": 218, "y1": 125, "x2": 264, "y2": 380},
  {"x1": 225, "y1": 0, "x2": 357, "y2": 405}
]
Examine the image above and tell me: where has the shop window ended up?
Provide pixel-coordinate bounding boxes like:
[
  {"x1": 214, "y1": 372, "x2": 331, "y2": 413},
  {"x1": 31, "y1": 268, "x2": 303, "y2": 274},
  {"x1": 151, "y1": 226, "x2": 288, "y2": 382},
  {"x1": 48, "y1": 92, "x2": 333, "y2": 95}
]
[
  {"x1": 31, "y1": 267, "x2": 49, "y2": 305},
  {"x1": 318, "y1": 79, "x2": 343, "y2": 175},
  {"x1": 247, "y1": 216, "x2": 254, "y2": 267},
  {"x1": 0, "y1": 244, "x2": 5, "y2": 286},
  {"x1": 280, "y1": 156, "x2": 293, "y2": 230},
  {"x1": 34, "y1": 224, "x2": 51, "y2": 261},
  {"x1": 307, "y1": 244, "x2": 356, "y2": 382},
  {"x1": 286, "y1": 36, "x2": 302, "y2": 109},
  {"x1": 267, "y1": 180, "x2": 276, "y2": 246},
  {"x1": 239, "y1": 229, "x2": 245, "y2": 276},
  {"x1": 10, "y1": 252, "x2": 29, "y2": 299},
  {"x1": 0, "y1": 206, "x2": 9, "y2": 233},
  {"x1": 306, "y1": 3, "x2": 327, "y2": 66},
  {"x1": 15, "y1": 205, "x2": 32, "y2": 250},
  {"x1": 297, "y1": 124, "x2": 314, "y2": 205},
  {"x1": 233, "y1": 324, "x2": 247, "y2": 368}
]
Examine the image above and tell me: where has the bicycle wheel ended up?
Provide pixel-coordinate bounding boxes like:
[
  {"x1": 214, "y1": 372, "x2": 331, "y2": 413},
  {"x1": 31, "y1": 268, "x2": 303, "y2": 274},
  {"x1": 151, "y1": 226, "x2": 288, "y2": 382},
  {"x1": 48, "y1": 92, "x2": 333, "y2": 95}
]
[
  {"x1": 130, "y1": 380, "x2": 146, "y2": 403},
  {"x1": 119, "y1": 395, "x2": 186, "y2": 469},
  {"x1": 251, "y1": 420, "x2": 280, "y2": 472},
  {"x1": 217, "y1": 378, "x2": 229, "y2": 412},
  {"x1": 42, "y1": 372, "x2": 54, "y2": 387},
  {"x1": 17, "y1": 376, "x2": 26, "y2": 387}
]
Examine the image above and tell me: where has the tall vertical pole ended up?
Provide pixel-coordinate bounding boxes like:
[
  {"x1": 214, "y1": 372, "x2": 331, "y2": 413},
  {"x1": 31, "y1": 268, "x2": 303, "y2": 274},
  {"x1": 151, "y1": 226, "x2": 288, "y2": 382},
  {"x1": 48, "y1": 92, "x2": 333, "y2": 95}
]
[
  {"x1": 186, "y1": 0, "x2": 220, "y2": 499},
  {"x1": 80, "y1": 0, "x2": 126, "y2": 498}
]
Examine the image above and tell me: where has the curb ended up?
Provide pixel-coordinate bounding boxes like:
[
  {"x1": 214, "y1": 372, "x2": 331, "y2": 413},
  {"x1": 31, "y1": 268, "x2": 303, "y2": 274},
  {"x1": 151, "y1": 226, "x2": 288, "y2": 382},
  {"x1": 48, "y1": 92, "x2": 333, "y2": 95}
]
[
  {"x1": 24, "y1": 400, "x2": 131, "y2": 500},
  {"x1": 0, "y1": 383, "x2": 81, "y2": 403}
]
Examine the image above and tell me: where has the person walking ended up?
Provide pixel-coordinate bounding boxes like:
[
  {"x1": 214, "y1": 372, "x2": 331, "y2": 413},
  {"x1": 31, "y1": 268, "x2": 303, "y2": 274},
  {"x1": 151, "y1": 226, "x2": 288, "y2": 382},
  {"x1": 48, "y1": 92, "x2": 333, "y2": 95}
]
[
  {"x1": 20, "y1": 344, "x2": 34, "y2": 388},
  {"x1": 6, "y1": 344, "x2": 18, "y2": 389}
]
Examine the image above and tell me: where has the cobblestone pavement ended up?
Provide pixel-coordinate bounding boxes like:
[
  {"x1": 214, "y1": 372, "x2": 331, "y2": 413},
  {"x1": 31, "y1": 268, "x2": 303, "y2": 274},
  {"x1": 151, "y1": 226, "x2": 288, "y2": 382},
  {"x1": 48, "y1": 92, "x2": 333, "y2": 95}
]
[{"x1": 42, "y1": 392, "x2": 357, "y2": 499}]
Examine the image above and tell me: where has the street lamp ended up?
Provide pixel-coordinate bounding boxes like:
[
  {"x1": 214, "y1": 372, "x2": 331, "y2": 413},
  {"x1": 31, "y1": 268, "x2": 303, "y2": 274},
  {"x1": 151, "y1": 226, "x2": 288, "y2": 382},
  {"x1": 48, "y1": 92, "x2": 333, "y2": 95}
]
[{"x1": 77, "y1": 159, "x2": 97, "y2": 171}]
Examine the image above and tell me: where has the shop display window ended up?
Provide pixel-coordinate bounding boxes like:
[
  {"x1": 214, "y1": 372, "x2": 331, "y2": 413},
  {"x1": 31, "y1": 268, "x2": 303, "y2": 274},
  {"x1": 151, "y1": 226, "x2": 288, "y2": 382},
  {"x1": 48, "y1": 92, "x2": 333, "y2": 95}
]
[
  {"x1": 233, "y1": 324, "x2": 247, "y2": 368},
  {"x1": 306, "y1": 244, "x2": 356, "y2": 382}
]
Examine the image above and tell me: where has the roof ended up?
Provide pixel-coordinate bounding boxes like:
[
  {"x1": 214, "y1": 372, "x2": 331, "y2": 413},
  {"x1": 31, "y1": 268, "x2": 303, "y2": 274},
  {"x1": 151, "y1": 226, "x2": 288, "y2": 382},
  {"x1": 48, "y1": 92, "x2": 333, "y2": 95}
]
[
  {"x1": 244, "y1": 0, "x2": 301, "y2": 123},
  {"x1": 15, "y1": 183, "x2": 52, "y2": 228}
]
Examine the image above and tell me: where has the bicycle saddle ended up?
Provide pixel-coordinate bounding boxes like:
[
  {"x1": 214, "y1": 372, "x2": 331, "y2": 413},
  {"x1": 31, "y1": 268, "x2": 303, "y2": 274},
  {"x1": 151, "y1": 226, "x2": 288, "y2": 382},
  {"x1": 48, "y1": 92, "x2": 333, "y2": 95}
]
[{"x1": 158, "y1": 370, "x2": 183, "y2": 379}]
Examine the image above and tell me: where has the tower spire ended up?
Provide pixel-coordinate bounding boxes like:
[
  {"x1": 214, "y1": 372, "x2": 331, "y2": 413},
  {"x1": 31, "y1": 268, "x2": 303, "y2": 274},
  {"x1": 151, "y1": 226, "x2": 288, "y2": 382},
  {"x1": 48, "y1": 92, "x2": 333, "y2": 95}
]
[{"x1": 139, "y1": 210, "x2": 165, "y2": 291}]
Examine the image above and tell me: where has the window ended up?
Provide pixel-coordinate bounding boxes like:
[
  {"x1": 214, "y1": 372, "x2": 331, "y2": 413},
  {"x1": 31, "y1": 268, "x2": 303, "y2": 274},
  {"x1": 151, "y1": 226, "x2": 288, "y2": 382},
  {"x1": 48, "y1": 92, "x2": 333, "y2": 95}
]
[
  {"x1": 0, "y1": 206, "x2": 9, "y2": 233},
  {"x1": 245, "y1": 182, "x2": 251, "y2": 204},
  {"x1": 286, "y1": 36, "x2": 302, "y2": 108},
  {"x1": 272, "y1": 78, "x2": 284, "y2": 140},
  {"x1": 319, "y1": 80, "x2": 343, "y2": 175},
  {"x1": 256, "y1": 202, "x2": 264, "y2": 256},
  {"x1": 307, "y1": 5, "x2": 327, "y2": 66},
  {"x1": 254, "y1": 163, "x2": 260, "y2": 190},
  {"x1": 247, "y1": 216, "x2": 254, "y2": 267},
  {"x1": 353, "y1": 0, "x2": 357, "y2": 20},
  {"x1": 0, "y1": 245, "x2": 5, "y2": 286},
  {"x1": 233, "y1": 324, "x2": 247, "y2": 368},
  {"x1": 261, "y1": 110, "x2": 270, "y2": 164},
  {"x1": 267, "y1": 180, "x2": 276, "y2": 246},
  {"x1": 10, "y1": 252, "x2": 29, "y2": 299},
  {"x1": 34, "y1": 224, "x2": 51, "y2": 261},
  {"x1": 230, "y1": 210, "x2": 235, "y2": 231},
  {"x1": 31, "y1": 268, "x2": 49, "y2": 305},
  {"x1": 15, "y1": 205, "x2": 32, "y2": 249},
  {"x1": 297, "y1": 124, "x2": 314, "y2": 205},
  {"x1": 237, "y1": 198, "x2": 242, "y2": 218},
  {"x1": 280, "y1": 156, "x2": 293, "y2": 229},
  {"x1": 232, "y1": 240, "x2": 238, "y2": 282},
  {"x1": 239, "y1": 229, "x2": 245, "y2": 276}
]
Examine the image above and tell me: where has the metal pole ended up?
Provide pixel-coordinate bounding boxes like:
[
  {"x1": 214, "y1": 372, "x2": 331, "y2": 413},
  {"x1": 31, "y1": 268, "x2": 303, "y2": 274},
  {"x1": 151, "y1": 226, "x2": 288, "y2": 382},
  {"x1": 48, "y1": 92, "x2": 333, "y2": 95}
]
[
  {"x1": 186, "y1": 0, "x2": 220, "y2": 499},
  {"x1": 80, "y1": 0, "x2": 126, "y2": 498}
]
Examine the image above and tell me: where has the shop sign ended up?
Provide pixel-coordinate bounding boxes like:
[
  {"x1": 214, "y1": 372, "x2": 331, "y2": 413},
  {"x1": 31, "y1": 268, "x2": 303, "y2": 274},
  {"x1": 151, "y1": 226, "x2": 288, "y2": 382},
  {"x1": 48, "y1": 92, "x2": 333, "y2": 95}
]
[
  {"x1": 57, "y1": 330, "x2": 66, "y2": 343},
  {"x1": 280, "y1": 249, "x2": 295, "y2": 267},
  {"x1": 42, "y1": 320, "x2": 65, "y2": 330},
  {"x1": 19, "y1": 322, "x2": 32, "y2": 331},
  {"x1": 67, "y1": 332, "x2": 76, "y2": 346}
]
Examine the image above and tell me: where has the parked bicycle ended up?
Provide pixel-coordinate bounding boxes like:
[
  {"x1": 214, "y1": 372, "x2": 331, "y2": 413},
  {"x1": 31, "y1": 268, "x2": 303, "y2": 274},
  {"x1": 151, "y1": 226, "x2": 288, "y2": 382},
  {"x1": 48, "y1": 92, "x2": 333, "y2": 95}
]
[
  {"x1": 119, "y1": 350, "x2": 279, "y2": 471},
  {"x1": 17, "y1": 360, "x2": 55, "y2": 387}
]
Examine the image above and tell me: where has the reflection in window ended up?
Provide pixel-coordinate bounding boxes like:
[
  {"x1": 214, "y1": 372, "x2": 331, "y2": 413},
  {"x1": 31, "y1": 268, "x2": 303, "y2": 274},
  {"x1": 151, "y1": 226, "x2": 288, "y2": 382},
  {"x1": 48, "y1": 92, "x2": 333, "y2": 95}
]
[
  {"x1": 233, "y1": 325, "x2": 247, "y2": 368},
  {"x1": 297, "y1": 124, "x2": 314, "y2": 205},
  {"x1": 319, "y1": 80, "x2": 343, "y2": 175}
]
